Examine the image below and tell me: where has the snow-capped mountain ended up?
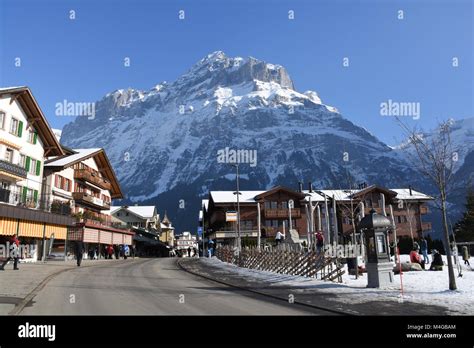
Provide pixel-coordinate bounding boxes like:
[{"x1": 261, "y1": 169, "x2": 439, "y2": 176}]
[{"x1": 60, "y1": 51, "x2": 470, "y2": 233}]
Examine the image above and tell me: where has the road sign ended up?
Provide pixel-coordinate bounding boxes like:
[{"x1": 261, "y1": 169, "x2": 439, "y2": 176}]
[
  {"x1": 197, "y1": 227, "x2": 203, "y2": 236},
  {"x1": 226, "y1": 211, "x2": 237, "y2": 222},
  {"x1": 289, "y1": 199, "x2": 294, "y2": 209}
]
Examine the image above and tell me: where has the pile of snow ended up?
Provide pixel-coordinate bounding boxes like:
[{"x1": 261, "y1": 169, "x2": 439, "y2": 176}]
[{"x1": 206, "y1": 254, "x2": 474, "y2": 315}]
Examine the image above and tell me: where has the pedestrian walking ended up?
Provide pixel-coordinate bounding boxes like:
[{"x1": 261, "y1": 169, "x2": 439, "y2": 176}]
[
  {"x1": 131, "y1": 244, "x2": 136, "y2": 259},
  {"x1": 124, "y1": 244, "x2": 130, "y2": 260},
  {"x1": 187, "y1": 247, "x2": 192, "y2": 257},
  {"x1": 462, "y1": 246, "x2": 470, "y2": 266},
  {"x1": 74, "y1": 241, "x2": 85, "y2": 267},
  {"x1": 420, "y1": 237, "x2": 429, "y2": 264},
  {"x1": 315, "y1": 231, "x2": 324, "y2": 253},
  {"x1": 0, "y1": 236, "x2": 20, "y2": 271}
]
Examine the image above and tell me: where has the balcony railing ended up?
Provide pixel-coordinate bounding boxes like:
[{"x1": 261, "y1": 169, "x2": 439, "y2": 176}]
[
  {"x1": 74, "y1": 169, "x2": 112, "y2": 191},
  {"x1": 0, "y1": 159, "x2": 27, "y2": 179},
  {"x1": 264, "y1": 208, "x2": 301, "y2": 218},
  {"x1": 72, "y1": 192, "x2": 111, "y2": 210}
]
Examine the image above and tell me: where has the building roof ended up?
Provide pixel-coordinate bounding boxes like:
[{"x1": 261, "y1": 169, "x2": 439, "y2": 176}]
[
  {"x1": 391, "y1": 188, "x2": 433, "y2": 201},
  {"x1": 45, "y1": 148, "x2": 101, "y2": 167},
  {"x1": 0, "y1": 86, "x2": 64, "y2": 156},
  {"x1": 45, "y1": 147, "x2": 123, "y2": 199},
  {"x1": 110, "y1": 205, "x2": 157, "y2": 219},
  {"x1": 210, "y1": 190, "x2": 265, "y2": 204},
  {"x1": 209, "y1": 187, "x2": 432, "y2": 204}
]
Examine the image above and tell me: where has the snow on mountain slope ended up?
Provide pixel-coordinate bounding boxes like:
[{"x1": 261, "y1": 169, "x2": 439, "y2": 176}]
[{"x1": 60, "y1": 51, "x2": 432, "y2": 231}]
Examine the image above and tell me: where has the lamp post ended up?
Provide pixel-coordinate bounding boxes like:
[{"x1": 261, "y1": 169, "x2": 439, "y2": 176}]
[{"x1": 233, "y1": 164, "x2": 242, "y2": 252}]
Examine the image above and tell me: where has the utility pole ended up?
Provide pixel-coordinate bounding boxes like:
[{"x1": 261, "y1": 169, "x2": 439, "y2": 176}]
[
  {"x1": 257, "y1": 202, "x2": 261, "y2": 251},
  {"x1": 234, "y1": 164, "x2": 241, "y2": 252}
]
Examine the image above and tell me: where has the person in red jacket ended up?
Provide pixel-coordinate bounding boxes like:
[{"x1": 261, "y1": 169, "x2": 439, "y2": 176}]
[{"x1": 410, "y1": 247, "x2": 425, "y2": 270}]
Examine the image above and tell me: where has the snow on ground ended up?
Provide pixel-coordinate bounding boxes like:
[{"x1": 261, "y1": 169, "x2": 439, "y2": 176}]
[{"x1": 205, "y1": 254, "x2": 474, "y2": 315}]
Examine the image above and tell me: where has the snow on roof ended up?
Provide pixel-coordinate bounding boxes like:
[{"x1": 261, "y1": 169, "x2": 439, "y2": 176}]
[
  {"x1": 210, "y1": 191, "x2": 265, "y2": 204},
  {"x1": 110, "y1": 205, "x2": 157, "y2": 219},
  {"x1": 391, "y1": 189, "x2": 433, "y2": 201},
  {"x1": 45, "y1": 148, "x2": 101, "y2": 167},
  {"x1": 201, "y1": 199, "x2": 209, "y2": 210},
  {"x1": 161, "y1": 222, "x2": 174, "y2": 229}
]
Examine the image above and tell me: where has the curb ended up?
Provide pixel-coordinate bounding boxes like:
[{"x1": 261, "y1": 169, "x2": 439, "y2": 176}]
[
  {"x1": 9, "y1": 259, "x2": 139, "y2": 315},
  {"x1": 177, "y1": 259, "x2": 356, "y2": 316}
]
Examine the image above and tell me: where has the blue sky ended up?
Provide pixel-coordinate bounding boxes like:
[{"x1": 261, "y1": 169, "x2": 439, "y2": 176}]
[{"x1": 0, "y1": 0, "x2": 472, "y2": 145}]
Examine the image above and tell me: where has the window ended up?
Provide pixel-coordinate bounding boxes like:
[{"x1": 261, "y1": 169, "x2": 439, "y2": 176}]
[
  {"x1": 271, "y1": 201, "x2": 278, "y2": 209},
  {"x1": 5, "y1": 148, "x2": 13, "y2": 163},
  {"x1": 27, "y1": 129, "x2": 37, "y2": 144},
  {"x1": 365, "y1": 199, "x2": 373, "y2": 208},
  {"x1": 264, "y1": 201, "x2": 271, "y2": 209},
  {"x1": 0, "y1": 111, "x2": 5, "y2": 129},
  {"x1": 9, "y1": 118, "x2": 23, "y2": 137},
  {"x1": 28, "y1": 158, "x2": 37, "y2": 175},
  {"x1": 19, "y1": 154, "x2": 26, "y2": 168},
  {"x1": 281, "y1": 201, "x2": 288, "y2": 209},
  {"x1": 54, "y1": 175, "x2": 71, "y2": 191},
  {"x1": 272, "y1": 220, "x2": 278, "y2": 228}
]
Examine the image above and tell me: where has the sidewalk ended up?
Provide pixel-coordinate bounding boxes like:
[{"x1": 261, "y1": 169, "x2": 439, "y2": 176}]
[
  {"x1": 0, "y1": 258, "x2": 128, "y2": 315},
  {"x1": 178, "y1": 258, "x2": 451, "y2": 316}
]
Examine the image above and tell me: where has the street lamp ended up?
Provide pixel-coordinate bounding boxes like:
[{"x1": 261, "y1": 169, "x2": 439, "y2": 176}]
[{"x1": 232, "y1": 164, "x2": 242, "y2": 252}]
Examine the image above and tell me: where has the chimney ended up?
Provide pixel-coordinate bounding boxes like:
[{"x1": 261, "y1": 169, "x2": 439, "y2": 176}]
[
  {"x1": 409, "y1": 185, "x2": 413, "y2": 196},
  {"x1": 298, "y1": 182, "x2": 303, "y2": 193},
  {"x1": 308, "y1": 182, "x2": 313, "y2": 193}
]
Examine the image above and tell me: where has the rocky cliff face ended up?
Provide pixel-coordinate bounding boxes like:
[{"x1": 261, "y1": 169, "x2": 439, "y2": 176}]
[{"x1": 61, "y1": 51, "x2": 473, "y2": 234}]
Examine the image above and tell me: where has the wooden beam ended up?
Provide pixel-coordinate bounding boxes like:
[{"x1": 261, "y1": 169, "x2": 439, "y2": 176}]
[{"x1": 9, "y1": 92, "x2": 25, "y2": 105}]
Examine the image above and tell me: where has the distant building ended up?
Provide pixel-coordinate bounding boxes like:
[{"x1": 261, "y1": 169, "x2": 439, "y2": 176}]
[
  {"x1": 176, "y1": 231, "x2": 198, "y2": 254},
  {"x1": 159, "y1": 212, "x2": 175, "y2": 246},
  {"x1": 201, "y1": 184, "x2": 433, "y2": 246},
  {"x1": 109, "y1": 205, "x2": 159, "y2": 231}
]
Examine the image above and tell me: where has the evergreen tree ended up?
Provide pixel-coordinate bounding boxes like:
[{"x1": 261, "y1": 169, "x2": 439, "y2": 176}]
[{"x1": 454, "y1": 189, "x2": 474, "y2": 242}]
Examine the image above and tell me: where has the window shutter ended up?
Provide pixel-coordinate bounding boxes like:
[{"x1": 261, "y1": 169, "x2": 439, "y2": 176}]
[
  {"x1": 33, "y1": 132, "x2": 38, "y2": 144},
  {"x1": 36, "y1": 160, "x2": 41, "y2": 176},
  {"x1": 25, "y1": 156, "x2": 31, "y2": 171},
  {"x1": 33, "y1": 190, "x2": 38, "y2": 203},
  {"x1": 22, "y1": 187, "x2": 27, "y2": 203},
  {"x1": 18, "y1": 121, "x2": 23, "y2": 137}
]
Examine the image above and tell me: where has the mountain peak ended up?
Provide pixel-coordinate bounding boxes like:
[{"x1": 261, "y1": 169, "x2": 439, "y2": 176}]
[{"x1": 175, "y1": 51, "x2": 295, "y2": 91}]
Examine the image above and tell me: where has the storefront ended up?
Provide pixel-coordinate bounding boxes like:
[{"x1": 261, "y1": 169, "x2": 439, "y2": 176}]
[{"x1": 66, "y1": 222, "x2": 134, "y2": 260}]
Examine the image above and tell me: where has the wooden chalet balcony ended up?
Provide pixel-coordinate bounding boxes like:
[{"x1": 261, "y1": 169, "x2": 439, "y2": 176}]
[
  {"x1": 264, "y1": 208, "x2": 301, "y2": 219},
  {"x1": 421, "y1": 222, "x2": 432, "y2": 231},
  {"x1": 74, "y1": 169, "x2": 111, "y2": 191},
  {"x1": 72, "y1": 192, "x2": 110, "y2": 210}
]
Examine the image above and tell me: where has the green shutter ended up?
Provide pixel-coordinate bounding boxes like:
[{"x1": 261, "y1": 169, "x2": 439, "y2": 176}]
[
  {"x1": 36, "y1": 160, "x2": 41, "y2": 176},
  {"x1": 18, "y1": 121, "x2": 23, "y2": 137},
  {"x1": 22, "y1": 187, "x2": 27, "y2": 203},
  {"x1": 25, "y1": 156, "x2": 30, "y2": 171},
  {"x1": 33, "y1": 190, "x2": 38, "y2": 203},
  {"x1": 33, "y1": 132, "x2": 38, "y2": 144}
]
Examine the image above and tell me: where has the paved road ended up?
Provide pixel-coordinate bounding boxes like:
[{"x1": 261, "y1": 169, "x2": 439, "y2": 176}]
[{"x1": 20, "y1": 258, "x2": 330, "y2": 315}]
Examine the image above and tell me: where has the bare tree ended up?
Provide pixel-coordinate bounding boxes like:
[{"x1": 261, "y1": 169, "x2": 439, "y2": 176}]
[{"x1": 397, "y1": 119, "x2": 458, "y2": 290}]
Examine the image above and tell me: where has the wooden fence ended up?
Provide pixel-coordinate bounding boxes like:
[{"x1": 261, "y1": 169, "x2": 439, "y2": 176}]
[{"x1": 215, "y1": 244, "x2": 344, "y2": 282}]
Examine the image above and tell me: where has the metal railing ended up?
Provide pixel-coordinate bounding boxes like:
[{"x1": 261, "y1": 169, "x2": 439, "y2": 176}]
[{"x1": 0, "y1": 159, "x2": 28, "y2": 178}]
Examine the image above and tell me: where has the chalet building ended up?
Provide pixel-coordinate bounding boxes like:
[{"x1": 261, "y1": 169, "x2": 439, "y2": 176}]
[
  {"x1": 0, "y1": 87, "x2": 73, "y2": 261},
  {"x1": 43, "y1": 147, "x2": 133, "y2": 257},
  {"x1": 159, "y1": 212, "x2": 175, "y2": 246},
  {"x1": 201, "y1": 185, "x2": 433, "y2": 246},
  {"x1": 109, "y1": 205, "x2": 159, "y2": 231}
]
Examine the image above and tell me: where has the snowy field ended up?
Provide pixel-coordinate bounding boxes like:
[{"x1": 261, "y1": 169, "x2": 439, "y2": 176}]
[{"x1": 205, "y1": 255, "x2": 474, "y2": 315}]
